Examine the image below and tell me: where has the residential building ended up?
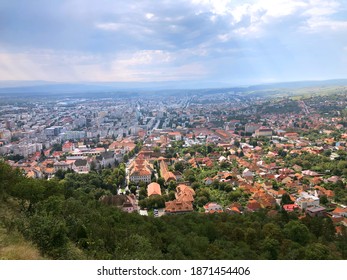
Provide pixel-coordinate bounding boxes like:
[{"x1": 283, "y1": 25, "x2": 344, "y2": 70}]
[
  {"x1": 295, "y1": 192, "x2": 320, "y2": 210},
  {"x1": 147, "y1": 182, "x2": 162, "y2": 197},
  {"x1": 245, "y1": 123, "x2": 261, "y2": 134},
  {"x1": 72, "y1": 159, "x2": 90, "y2": 174},
  {"x1": 160, "y1": 159, "x2": 176, "y2": 182},
  {"x1": 306, "y1": 205, "x2": 326, "y2": 217},
  {"x1": 204, "y1": 202, "x2": 223, "y2": 213},
  {"x1": 165, "y1": 184, "x2": 195, "y2": 214},
  {"x1": 255, "y1": 126, "x2": 272, "y2": 137},
  {"x1": 129, "y1": 156, "x2": 153, "y2": 184}
]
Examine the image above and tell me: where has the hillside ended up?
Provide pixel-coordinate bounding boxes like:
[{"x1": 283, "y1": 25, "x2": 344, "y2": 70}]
[
  {"x1": 0, "y1": 161, "x2": 346, "y2": 260},
  {"x1": 0, "y1": 200, "x2": 43, "y2": 260}
]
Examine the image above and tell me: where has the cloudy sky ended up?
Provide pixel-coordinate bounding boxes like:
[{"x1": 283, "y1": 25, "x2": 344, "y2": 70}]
[{"x1": 0, "y1": 0, "x2": 347, "y2": 86}]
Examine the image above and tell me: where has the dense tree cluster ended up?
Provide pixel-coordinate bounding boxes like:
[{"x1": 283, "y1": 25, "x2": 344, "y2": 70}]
[{"x1": 0, "y1": 161, "x2": 346, "y2": 260}]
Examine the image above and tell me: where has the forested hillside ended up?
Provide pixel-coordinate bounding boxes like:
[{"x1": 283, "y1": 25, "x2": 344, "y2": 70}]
[{"x1": 0, "y1": 161, "x2": 346, "y2": 260}]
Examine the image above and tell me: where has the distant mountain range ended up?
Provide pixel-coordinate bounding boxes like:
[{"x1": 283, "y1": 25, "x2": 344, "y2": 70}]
[{"x1": 0, "y1": 79, "x2": 346, "y2": 97}]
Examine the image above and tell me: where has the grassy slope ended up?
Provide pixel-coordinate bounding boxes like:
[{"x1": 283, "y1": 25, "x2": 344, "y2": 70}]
[
  {"x1": 0, "y1": 225, "x2": 43, "y2": 260},
  {"x1": 0, "y1": 199, "x2": 43, "y2": 260}
]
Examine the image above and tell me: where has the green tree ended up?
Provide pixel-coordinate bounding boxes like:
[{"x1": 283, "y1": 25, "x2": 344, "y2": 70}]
[
  {"x1": 0, "y1": 161, "x2": 24, "y2": 199},
  {"x1": 281, "y1": 193, "x2": 293, "y2": 205},
  {"x1": 157, "y1": 177, "x2": 165, "y2": 188},
  {"x1": 174, "y1": 161, "x2": 184, "y2": 173},
  {"x1": 304, "y1": 243, "x2": 330, "y2": 260},
  {"x1": 10, "y1": 179, "x2": 45, "y2": 211},
  {"x1": 261, "y1": 237, "x2": 280, "y2": 259},
  {"x1": 123, "y1": 154, "x2": 129, "y2": 163},
  {"x1": 319, "y1": 195, "x2": 328, "y2": 205},
  {"x1": 245, "y1": 228, "x2": 257, "y2": 246},
  {"x1": 284, "y1": 221, "x2": 311, "y2": 245},
  {"x1": 27, "y1": 212, "x2": 69, "y2": 258},
  {"x1": 262, "y1": 223, "x2": 283, "y2": 242}
]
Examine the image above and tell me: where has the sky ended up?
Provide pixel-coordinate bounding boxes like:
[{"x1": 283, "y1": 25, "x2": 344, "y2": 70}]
[{"x1": 0, "y1": 0, "x2": 347, "y2": 86}]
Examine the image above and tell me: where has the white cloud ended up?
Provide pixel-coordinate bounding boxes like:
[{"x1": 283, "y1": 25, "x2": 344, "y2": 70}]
[
  {"x1": 304, "y1": 18, "x2": 347, "y2": 32},
  {"x1": 145, "y1": 13, "x2": 154, "y2": 20},
  {"x1": 191, "y1": 0, "x2": 346, "y2": 40},
  {"x1": 304, "y1": 0, "x2": 340, "y2": 17},
  {"x1": 256, "y1": 0, "x2": 307, "y2": 19},
  {"x1": 233, "y1": 25, "x2": 263, "y2": 37},
  {"x1": 229, "y1": 0, "x2": 308, "y2": 37},
  {"x1": 192, "y1": 0, "x2": 307, "y2": 21},
  {"x1": 95, "y1": 22, "x2": 122, "y2": 31},
  {"x1": 218, "y1": 33, "x2": 231, "y2": 42},
  {"x1": 117, "y1": 50, "x2": 173, "y2": 66},
  {"x1": 0, "y1": 49, "x2": 208, "y2": 82},
  {"x1": 0, "y1": 51, "x2": 81, "y2": 81},
  {"x1": 300, "y1": 0, "x2": 347, "y2": 33},
  {"x1": 190, "y1": 0, "x2": 307, "y2": 40},
  {"x1": 192, "y1": 0, "x2": 243, "y2": 16},
  {"x1": 1, "y1": 0, "x2": 346, "y2": 84}
]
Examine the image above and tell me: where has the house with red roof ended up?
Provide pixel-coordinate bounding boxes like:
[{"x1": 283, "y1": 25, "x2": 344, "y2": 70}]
[
  {"x1": 332, "y1": 207, "x2": 347, "y2": 218},
  {"x1": 203, "y1": 202, "x2": 223, "y2": 214},
  {"x1": 147, "y1": 182, "x2": 162, "y2": 197},
  {"x1": 165, "y1": 184, "x2": 196, "y2": 214},
  {"x1": 164, "y1": 200, "x2": 194, "y2": 214},
  {"x1": 129, "y1": 156, "x2": 153, "y2": 183},
  {"x1": 246, "y1": 199, "x2": 261, "y2": 212},
  {"x1": 160, "y1": 159, "x2": 177, "y2": 182},
  {"x1": 283, "y1": 204, "x2": 299, "y2": 212},
  {"x1": 62, "y1": 141, "x2": 74, "y2": 153}
]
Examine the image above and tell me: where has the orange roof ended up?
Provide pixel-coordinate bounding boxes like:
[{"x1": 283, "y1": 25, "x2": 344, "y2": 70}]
[
  {"x1": 44, "y1": 167, "x2": 55, "y2": 174},
  {"x1": 278, "y1": 189, "x2": 287, "y2": 195},
  {"x1": 132, "y1": 169, "x2": 151, "y2": 176},
  {"x1": 230, "y1": 207, "x2": 241, "y2": 213},
  {"x1": 247, "y1": 199, "x2": 261, "y2": 211},
  {"x1": 284, "y1": 132, "x2": 298, "y2": 136},
  {"x1": 52, "y1": 151, "x2": 63, "y2": 157},
  {"x1": 63, "y1": 142, "x2": 73, "y2": 148},
  {"x1": 325, "y1": 190, "x2": 335, "y2": 197},
  {"x1": 26, "y1": 170, "x2": 35, "y2": 178},
  {"x1": 168, "y1": 131, "x2": 181, "y2": 136},
  {"x1": 165, "y1": 200, "x2": 193, "y2": 213},
  {"x1": 163, "y1": 171, "x2": 176, "y2": 182},
  {"x1": 332, "y1": 207, "x2": 347, "y2": 214},
  {"x1": 207, "y1": 209, "x2": 224, "y2": 214},
  {"x1": 176, "y1": 184, "x2": 195, "y2": 202},
  {"x1": 147, "y1": 182, "x2": 162, "y2": 197}
]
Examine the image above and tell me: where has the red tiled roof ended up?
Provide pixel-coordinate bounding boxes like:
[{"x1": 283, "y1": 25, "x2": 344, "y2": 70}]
[
  {"x1": 176, "y1": 184, "x2": 195, "y2": 202},
  {"x1": 283, "y1": 204, "x2": 299, "y2": 211},
  {"x1": 147, "y1": 182, "x2": 162, "y2": 197},
  {"x1": 247, "y1": 199, "x2": 261, "y2": 211},
  {"x1": 230, "y1": 207, "x2": 241, "y2": 213},
  {"x1": 332, "y1": 207, "x2": 347, "y2": 215},
  {"x1": 165, "y1": 200, "x2": 193, "y2": 213}
]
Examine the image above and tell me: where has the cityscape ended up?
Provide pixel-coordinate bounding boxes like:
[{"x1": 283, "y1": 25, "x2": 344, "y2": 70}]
[
  {"x1": 1, "y1": 83, "x2": 347, "y2": 259},
  {"x1": 1, "y1": 0, "x2": 347, "y2": 264}
]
